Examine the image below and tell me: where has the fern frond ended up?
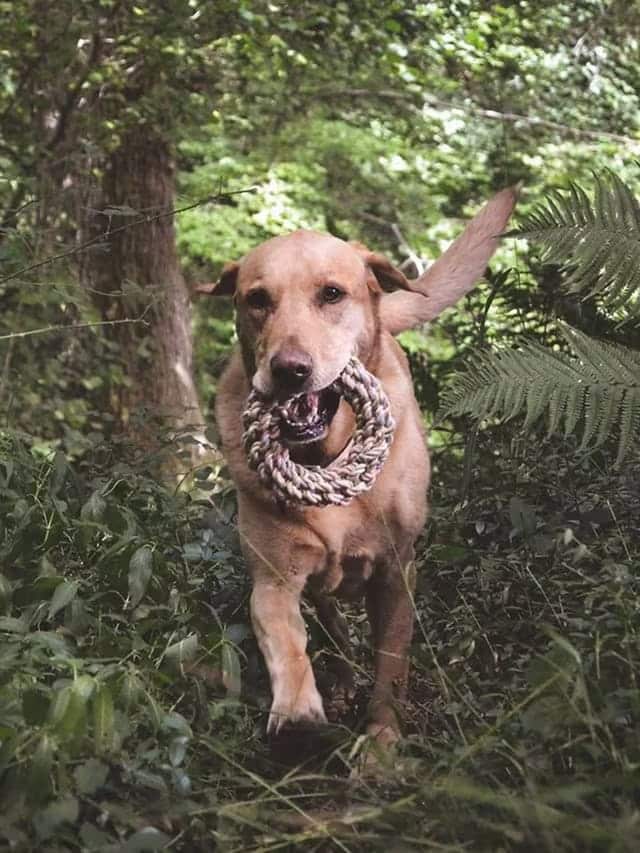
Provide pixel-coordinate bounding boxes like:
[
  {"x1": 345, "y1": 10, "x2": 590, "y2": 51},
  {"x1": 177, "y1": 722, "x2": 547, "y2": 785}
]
[
  {"x1": 514, "y1": 171, "x2": 640, "y2": 316},
  {"x1": 442, "y1": 327, "x2": 640, "y2": 464}
]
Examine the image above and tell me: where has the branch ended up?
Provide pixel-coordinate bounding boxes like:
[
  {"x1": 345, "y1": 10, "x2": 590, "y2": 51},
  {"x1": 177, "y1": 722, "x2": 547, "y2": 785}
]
[
  {"x1": 0, "y1": 307, "x2": 152, "y2": 343},
  {"x1": 311, "y1": 87, "x2": 640, "y2": 147},
  {"x1": 424, "y1": 95, "x2": 640, "y2": 148},
  {"x1": 47, "y1": 31, "x2": 104, "y2": 152},
  {"x1": 390, "y1": 223, "x2": 426, "y2": 277},
  {"x1": 358, "y1": 211, "x2": 429, "y2": 276},
  {"x1": 0, "y1": 186, "x2": 258, "y2": 286}
]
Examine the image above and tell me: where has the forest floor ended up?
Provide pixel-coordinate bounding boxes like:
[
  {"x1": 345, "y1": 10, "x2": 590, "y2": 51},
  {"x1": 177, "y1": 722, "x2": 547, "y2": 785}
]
[{"x1": 1, "y1": 429, "x2": 639, "y2": 851}]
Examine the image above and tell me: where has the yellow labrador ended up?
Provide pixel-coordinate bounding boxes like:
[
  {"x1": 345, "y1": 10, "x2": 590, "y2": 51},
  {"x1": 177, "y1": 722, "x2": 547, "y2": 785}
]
[{"x1": 201, "y1": 188, "x2": 516, "y2": 744}]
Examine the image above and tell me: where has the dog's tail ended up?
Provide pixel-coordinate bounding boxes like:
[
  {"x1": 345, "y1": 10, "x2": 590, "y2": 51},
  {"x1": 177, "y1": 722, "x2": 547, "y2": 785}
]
[{"x1": 381, "y1": 185, "x2": 519, "y2": 335}]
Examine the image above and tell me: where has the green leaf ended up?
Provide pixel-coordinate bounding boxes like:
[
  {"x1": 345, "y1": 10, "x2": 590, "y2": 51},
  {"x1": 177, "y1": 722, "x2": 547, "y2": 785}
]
[
  {"x1": 0, "y1": 727, "x2": 17, "y2": 780},
  {"x1": 49, "y1": 684, "x2": 88, "y2": 742},
  {"x1": 168, "y1": 735, "x2": 189, "y2": 767},
  {"x1": 80, "y1": 490, "x2": 107, "y2": 523},
  {"x1": 0, "y1": 616, "x2": 28, "y2": 633},
  {"x1": 0, "y1": 573, "x2": 12, "y2": 613},
  {"x1": 27, "y1": 734, "x2": 55, "y2": 805},
  {"x1": 93, "y1": 685, "x2": 116, "y2": 755},
  {"x1": 33, "y1": 796, "x2": 79, "y2": 840},
  {"x1": 509, "y1": 497, "x2": 538, "y2": 538},
  {"x1": 48, "y1": 579, "x2": 79, "y2": 620},
  {"x1": 221, "y1": 643, "x2": 242, "y2": 699},
  {"x1": 128, "y1": 546, "x2": 154, "y2": 608},
  {"x1": 79, "y1": 822, "x2": 116, "y2": 849},
  {"x1": 164, "y1": 634, "x2": 198, "y2": 672},
  {"x1": 120, "y1": 670, "x2": 143, "y2": 711},
  {"x1": 161, "y1": 711, "x2": 192, "y2": 738},
  {"x1": 122, "y1": 827, "x2": 171, "y2": 852},
  {"x1": 74, "y1": 758, "x2": 109, "y2": 795},
  {"x1": 22, "y1": 688, "x2": 51, "y2": 725}
]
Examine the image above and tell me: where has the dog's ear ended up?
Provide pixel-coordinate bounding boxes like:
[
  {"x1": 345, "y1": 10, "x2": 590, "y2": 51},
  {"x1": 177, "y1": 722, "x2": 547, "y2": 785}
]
[
  {"x1": 350, "y1": 242, "x2": 410, "y2": 293},
  {"x1": 195, "y1": 261, "x2": 239, "y2": 297}
]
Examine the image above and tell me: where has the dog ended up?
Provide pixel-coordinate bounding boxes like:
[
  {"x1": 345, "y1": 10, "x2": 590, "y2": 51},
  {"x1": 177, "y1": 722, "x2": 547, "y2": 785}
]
[{"x1": 200, "y1": 188, "x2": 516, "y2": 745}]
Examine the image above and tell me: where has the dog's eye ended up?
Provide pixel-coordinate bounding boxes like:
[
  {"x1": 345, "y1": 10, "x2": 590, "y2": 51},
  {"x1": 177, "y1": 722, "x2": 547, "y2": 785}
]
[
  {"x1": 246, "y1": 288, "x2": 270, "y2": 310},
  {"x1": 320, "y1": 285, "x2": 345, "y2": 305}
]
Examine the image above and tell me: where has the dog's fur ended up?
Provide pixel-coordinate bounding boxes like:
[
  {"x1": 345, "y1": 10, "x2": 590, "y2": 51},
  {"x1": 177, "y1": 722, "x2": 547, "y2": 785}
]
[{"x1": 201, "y1": 188, "x2": 517, "y2": 744}]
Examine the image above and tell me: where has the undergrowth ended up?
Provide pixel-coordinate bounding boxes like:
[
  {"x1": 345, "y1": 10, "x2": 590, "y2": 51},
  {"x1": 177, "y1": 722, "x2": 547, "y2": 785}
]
[{"x1": 1, "y1": 428, "x2": 639, "y2": 851}]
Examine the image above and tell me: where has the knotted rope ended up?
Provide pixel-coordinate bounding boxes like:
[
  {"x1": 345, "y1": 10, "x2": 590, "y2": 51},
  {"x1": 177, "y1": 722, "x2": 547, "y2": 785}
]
[{"x1": 242, "y1": 357, "x2": 395, "y2": 507}]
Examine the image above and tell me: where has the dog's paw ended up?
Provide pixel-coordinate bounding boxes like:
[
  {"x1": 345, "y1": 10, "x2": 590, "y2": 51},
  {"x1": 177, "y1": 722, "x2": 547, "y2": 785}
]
[{"x1": 267, "y1": 680, "x2": 327, "y2": 735}]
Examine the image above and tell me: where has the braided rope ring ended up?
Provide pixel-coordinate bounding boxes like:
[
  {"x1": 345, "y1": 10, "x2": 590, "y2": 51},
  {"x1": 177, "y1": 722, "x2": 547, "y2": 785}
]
[{"x1": 242, "y1": 357, "x2": 395, "y2": 507}]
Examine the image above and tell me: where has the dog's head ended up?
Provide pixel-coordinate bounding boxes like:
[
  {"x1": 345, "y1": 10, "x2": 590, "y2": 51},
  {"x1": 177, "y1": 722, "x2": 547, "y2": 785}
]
[
  {"x1": 200, "y1": 230, "x2": 408, "y2": 444},
  {"x1": 199, "y1": 188, "x2": 517, "y2": 445}
]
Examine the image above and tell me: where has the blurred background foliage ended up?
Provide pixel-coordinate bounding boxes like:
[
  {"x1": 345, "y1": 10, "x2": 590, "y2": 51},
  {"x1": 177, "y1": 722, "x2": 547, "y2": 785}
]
[{"x1": 1, "y1": 0, "x2": 640, "y2": 849}]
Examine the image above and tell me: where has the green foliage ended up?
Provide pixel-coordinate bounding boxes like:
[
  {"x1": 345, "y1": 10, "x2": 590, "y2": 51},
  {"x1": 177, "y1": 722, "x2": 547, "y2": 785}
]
[
  {"x1": 442, "y1": 324, "x2": 640, "y2": 464},
  {"x1": 443, "y1": 172, "x2": 640, "y2": 465},
  {"x1": 2, "y1": 429, "x2": 640, "y2": 849},
  {"x1": 0, "y1": 434, "x2": 253, "y2": 845},
  {"x1": 515, "y1": 170, "x2": 640, "y2": 315}
]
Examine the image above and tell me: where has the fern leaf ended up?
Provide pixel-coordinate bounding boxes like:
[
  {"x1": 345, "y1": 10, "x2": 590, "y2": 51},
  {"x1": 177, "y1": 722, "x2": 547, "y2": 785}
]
[
  {"x1": 594, "y1": 386, "x2": 624, "y2": 451},
  {"x1": 515, "y1": 171, "x2": 640, "y2": 315},
  {"x1": 442, "y1": 329, "x2": 640, "y2": 464},
  {"x1": 616, "y1": 387, "x2": 640, "y2": 466}
]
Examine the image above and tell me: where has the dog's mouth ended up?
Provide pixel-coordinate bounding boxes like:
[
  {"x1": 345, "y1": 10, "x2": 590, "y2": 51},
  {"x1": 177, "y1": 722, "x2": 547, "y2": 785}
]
[{"x1": 278, "y1": 387, "x2": 341, "y2": 444}]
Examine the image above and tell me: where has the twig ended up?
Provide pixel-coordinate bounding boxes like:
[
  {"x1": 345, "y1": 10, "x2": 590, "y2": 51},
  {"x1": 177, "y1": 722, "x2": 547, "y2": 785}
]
[
  {"x1": 390, "y1": 223, "x2": 426, "y2": 276},
  {"x1": 359, "y1": 211, "x2": 430, "y2": 275},
  {"x1": 0, "y1": 186, "x2": 258, "y2": 286},
  {"x1": 0, "y1": 307, "x2": 152, "y2": 342},
  {"x1": 311, "y1": 87, "x2": 640, "y2": 147}
]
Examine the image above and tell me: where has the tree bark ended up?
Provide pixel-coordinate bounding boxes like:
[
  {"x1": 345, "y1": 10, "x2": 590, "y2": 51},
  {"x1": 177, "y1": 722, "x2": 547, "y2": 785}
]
[{"x1": 85, "y1": 127, "x2": 204, "y2": 445}]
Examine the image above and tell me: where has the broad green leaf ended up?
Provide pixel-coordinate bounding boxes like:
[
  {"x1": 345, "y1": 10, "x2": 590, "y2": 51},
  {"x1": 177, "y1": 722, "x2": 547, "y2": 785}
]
[
  {"x1": 221, "y1": 643, "x2": 242, "y2": 699},
  {"x1": 0, "y1": 727, "x2": 17, "y2": 775},
  {"x1": 161, "y1": 711, "x2": 192, "y2": 738},
  {"x1": 93, "y1": 685, "x2": 115, "y2": 755},
  {"x1": 27, "y1": 735, "x2": 55, "y2": 805},
  {"x1": 164, "y1": 634, "x2": 198, "y2": 671},
  {"x1": 0, "y1": 573, "x2": 11, "y2": 613},
  {"x1": 0, "y1": 616, "x2": 28, "y2": 633},
  {"x1": 145, "y1": 691, "x2": 163, "y2": 733},
  {"x1": 33, "y1": 796, "x2": 79, "y2": 840},
  {"x1": 22, "y1": 688, "x2": 50, "y2": 725},
  {"x1": 79, "y1": 822, "x2": 116, "y2": 849},
  {"x1": 80, "y1": 490, "x2": 107, "y2": 523},
  {"x1": 120, "y1": 670, "x2": 143, "y2": 710},
  {"x1": 74, "y1": 758, "x2": 109, "y2": 795},
  {"x1": 122, "y1": 827, "x2": 171, "y2": 852},
  {"x1": 73, "y1": 674, "x2": 95, "y2": 702},
  {"x1": 128, "y1": 546, "x2": 154, "y2": 608},
  {"x1": 509, "y1": 497, "x2": 538, "y2": 538},
  {"x1": 48, "y1": 579, "x2": 79, "y2": 620},
  {"x1": 49, "y1": 685, "x2": 88, "y2": 742},
  {"x1": 168, "y1": 735, "x2": 189, "y2": 767}
]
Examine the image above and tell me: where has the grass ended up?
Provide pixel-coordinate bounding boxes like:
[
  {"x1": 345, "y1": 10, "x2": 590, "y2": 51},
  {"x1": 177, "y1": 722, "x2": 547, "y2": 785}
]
[{"x1": 0, "y1": 427, "x2": 639, "y2": 851}]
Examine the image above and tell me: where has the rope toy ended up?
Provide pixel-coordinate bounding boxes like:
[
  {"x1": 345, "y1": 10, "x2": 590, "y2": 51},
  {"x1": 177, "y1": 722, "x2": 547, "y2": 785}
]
[{"x1": 242, "y1": 357, "x2": 395, "y2": 507}]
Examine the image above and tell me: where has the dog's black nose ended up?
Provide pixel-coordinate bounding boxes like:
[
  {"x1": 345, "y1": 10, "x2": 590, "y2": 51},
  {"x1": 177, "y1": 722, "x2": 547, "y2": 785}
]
[{"x1": 270, "y1": 348, "x2": 313, "y2": 390}]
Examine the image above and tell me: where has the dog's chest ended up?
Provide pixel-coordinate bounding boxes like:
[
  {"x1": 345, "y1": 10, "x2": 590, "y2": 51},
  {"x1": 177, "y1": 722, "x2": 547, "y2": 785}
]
[{"x1": 308, "y1": 519, "x2": 388, "y2": 600}]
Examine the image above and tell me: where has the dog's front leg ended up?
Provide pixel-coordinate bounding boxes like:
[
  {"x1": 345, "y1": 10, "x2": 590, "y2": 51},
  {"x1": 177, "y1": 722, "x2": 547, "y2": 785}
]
[
  {"x1": 366, "y1": 552, "x2": 416, "y2": 746},
  {"x1": 250, "y1": 580, "x2": 326, "y2": 734}
]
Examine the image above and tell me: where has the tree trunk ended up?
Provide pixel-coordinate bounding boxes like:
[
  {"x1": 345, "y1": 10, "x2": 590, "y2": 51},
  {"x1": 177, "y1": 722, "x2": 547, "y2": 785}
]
[{"x1": 85, "y1": 128, "x2": 205, "y2": 447}]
